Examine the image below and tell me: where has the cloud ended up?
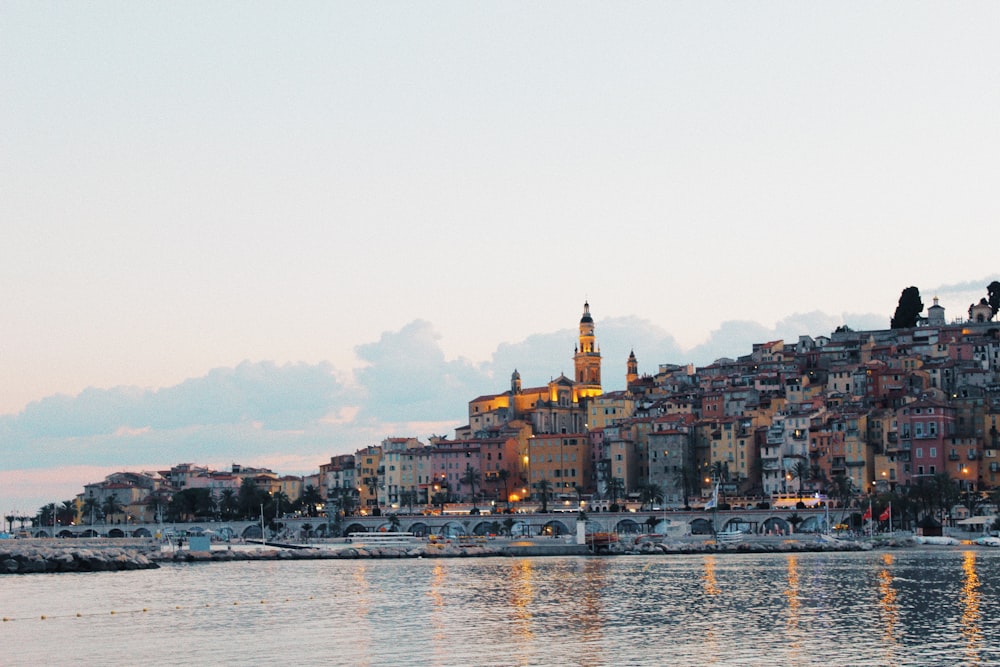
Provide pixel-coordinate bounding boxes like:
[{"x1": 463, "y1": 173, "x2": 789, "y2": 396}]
[
  {"x1": 353, "y1": 320, "x2": 490, "y2": 422},
  {"x1": 0, "y1": 307, "x2": 900, "y2": 513}
]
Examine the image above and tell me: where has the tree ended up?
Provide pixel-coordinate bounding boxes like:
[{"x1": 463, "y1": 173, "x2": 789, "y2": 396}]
[
  {"x1": 82, "y1": 496, "x2": 101, "y2": 525},
  {"x1": 502, "y1": 517, "x2": 516, "y2": 537},
  {"x1": 399, "y1": 489, "x2": 418, "y2": 514},
  {"x1": 58, "y1": 500, "x2": 76, "y2": 526},
  {"x1": 607, "y1": 478, "x2": 625, "y2": 510},
  {"x1": 461, "y1": 465, "x2": 480, "y2": 511},
  {"x1": 890, "y1": 286, "x2": 923, "y2": 329},
  {"x1": 989, "y1": 280, "x2": 1000, "y2": 318},
  {"x1": 791, "y1": 461, "x2": 810, "y2": 495},
  {"x1": 638, "y1": 483, "x2": 663, "y2": 510},
  {"x1": 4, "y1": 514, "x2": 15, "y2": 533},
  {"x1": 387, "y1": 513, "x2": 400, "y2": 532},
  {"x1": 101, "y1": 494, "x2": 123, "y2": 524},
  {"x1": 299, "y1": 485, "x2": 324, "y2": 517},
  {"x1": 219, "y1": 489, "x2": 239, "y2": 520},
  {"x1": 497, "y1": 469, "x2": 512, "y2": 510},
  {"x1": 536, "y1": 479, "x2": 552, "y2": 513}
]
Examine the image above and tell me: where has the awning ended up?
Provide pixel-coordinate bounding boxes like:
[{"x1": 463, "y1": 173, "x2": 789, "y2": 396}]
[{"x1": 957, "y1": 516, "x2": 996, "y2": 526}]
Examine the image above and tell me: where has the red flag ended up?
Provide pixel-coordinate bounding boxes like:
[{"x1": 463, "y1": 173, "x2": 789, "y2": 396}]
[
  {"x1": 879, "y1": 506, "x2": 891, "y2": 522},
  {"x1": 862, "y1": 505, "x2": 872, "y2": 521}
]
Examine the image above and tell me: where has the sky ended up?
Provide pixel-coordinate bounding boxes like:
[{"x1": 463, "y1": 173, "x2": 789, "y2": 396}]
[{"x1": 3, "y1": 2, "x2": 999, "y2": 515}]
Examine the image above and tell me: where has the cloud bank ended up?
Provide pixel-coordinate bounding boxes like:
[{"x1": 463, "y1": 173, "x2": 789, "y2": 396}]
[{"x1": 1, "y1": 308, "x2": 885, "y2": 511}]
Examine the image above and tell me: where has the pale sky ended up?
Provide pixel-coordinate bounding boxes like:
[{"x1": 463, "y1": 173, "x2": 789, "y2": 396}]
[{"x1": 2, "y1": 3, "x2": 999, "y2": 514}]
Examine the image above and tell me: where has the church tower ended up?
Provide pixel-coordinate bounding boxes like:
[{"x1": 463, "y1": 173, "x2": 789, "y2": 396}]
[
  {"x1": 573, "y1": 301, "x2": 602, "y2": 399},
  {"x1": 626, "y1": 349, "x2": 638, "y2": 386}
]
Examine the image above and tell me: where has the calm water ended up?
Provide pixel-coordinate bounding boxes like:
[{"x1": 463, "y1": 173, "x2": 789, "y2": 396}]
[{"x1": 2, "y1": 549, "x2": 999, "y2": 666}]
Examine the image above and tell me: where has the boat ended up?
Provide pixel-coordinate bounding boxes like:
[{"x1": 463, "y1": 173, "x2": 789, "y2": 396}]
[
  {"x1": 586, "y1": 532, "x2": 619, "y2": 551},
  {"x1": 972, "y1": 536, "x2": 1000, "y2": 548},
  {"x1": 716, "y1": 527, "x2": 746, "y2": 544}
]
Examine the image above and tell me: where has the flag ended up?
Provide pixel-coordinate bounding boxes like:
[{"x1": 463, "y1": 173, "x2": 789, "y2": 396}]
[
  {"x1": 704, "y1": 482, "x2": 719, "y2": 510},
  {"x1": 879, "y1": 505, "x2": 891, "y2": 522},
  {"x1": 862, "y1": 504, "x2": 872, "y2": 521}
]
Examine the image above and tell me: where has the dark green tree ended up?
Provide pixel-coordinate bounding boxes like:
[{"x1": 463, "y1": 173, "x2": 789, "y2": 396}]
[
  {"x1": 536, "y1": 479, "x2": 552, "y2": 513},
  {"x1": 299, "y1": 485, "x2": 324, "y2": 517},
  {"x1": 988, "y1": 280, "x2": 1000, "y2": 317},
  {"x1": 890, "y1": 286, "x2": 923, "y2": 329},
  {"x1": 101, "y1": 494, "x2": 123, "y2": 524},
  {"x1": 219, "y1": 489, "x2": 239, "y2": 520},
  {"x1": 461, "y1": 465, "x2": 480, "y2": 510}
]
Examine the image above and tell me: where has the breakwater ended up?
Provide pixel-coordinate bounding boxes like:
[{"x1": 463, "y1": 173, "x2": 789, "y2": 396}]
[{"x1": 1, "y1": 539, "x2": 159, "y2": 574}]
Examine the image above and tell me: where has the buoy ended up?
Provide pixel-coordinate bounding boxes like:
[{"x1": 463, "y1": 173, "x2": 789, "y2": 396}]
[
  {"x1": 76, "y1": 613, "x2": 82, "y2": 617},
  {"x1": 260, "y1": 599, "x2": 265, "y2": 604},
  {"x1": 233, "y1": 601, "x2": 239, "y2": 606},
  {"x1": 40, "y1": 615, "x2": 46, "y2": 620},
  {"x1": 110, "y1": 611, "x2": 116, "y2": 615},
  {"x1": 143, "y1": 608, "x2": 148, "y2": 613}
]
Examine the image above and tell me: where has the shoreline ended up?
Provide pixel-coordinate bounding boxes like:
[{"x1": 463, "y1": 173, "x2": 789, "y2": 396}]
[{"x1": 3, "y1": 533, "x2": 979, "y2": 573}]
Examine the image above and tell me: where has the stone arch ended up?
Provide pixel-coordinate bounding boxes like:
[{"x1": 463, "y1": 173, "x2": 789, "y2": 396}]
[
  {"x1": 242, "y1": 525, "x2": 263, "y2": 539},
  {"x1": 799, "y1": 516, "x2": 827, "y2": 533},
  {"x1": 762, "y1": 517, "x2": 791, "y2": 535},
  {"x1": 33, "y1": 529, "x2": 50, "y2": 538},
  {"x1": 57, "y1": 529, "x2": 75, "y2": 538},
  {"x1": 542, "y1": 520, "x2": 570, "y2": 536},
  {"x1": 108, "y1": 528, "x2": 125, "y2": 538},
  {"x1": 133, "y1": 527, "x2": 152, "y2": 538},
  {"x1": 343, "y1": 523, "x2": 368, "y2": 536},
  {"x1": 472, "y1": 521, "x2": 499, "y2": 536},
  {"x1": 80, "y1": 529, "x2": 99, "y2": 538},
  {"x1": 438, "y1": 521, "x2": 467, "y2": 538},
  {"x1": 615, "y1": 518, "x2": 641, "y2": 534},
  {"x1": 689, "y1": 518, "x2": 714, "y2": 535},
  {"x1": 722, "y1": 518, "x2": 755, "y2": 534},
  {"x1": 407, "y1": 522, "x2": 430, "y2": 536},
  {"x1": 509, "y1": 520, "x2": 532, "y2": 537}
]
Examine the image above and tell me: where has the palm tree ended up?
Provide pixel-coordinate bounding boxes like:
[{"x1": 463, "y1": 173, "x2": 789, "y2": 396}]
[
  {"x1": 607, "y1": 477, "x2": 625, "y2": 510},
  {"x1": 461, "y1": 465, "x2": 480, "y2": 510},
  {"x1": 536, "y1": 479, "x2": 552, "y2": 513},
  {"x1": 219, "y1": 489, "x2": 239, "y2": 520},
  {"x1": 638, "y1": 483, "x2": 663, "y2": 510},
  {"x1": 791, "y1": 460, "x2": 810, "y2": 496},
  {"x1": 4, "y1": 514, "x2": 15, "y2": 533},
  {"x1": 497, "y1": 469, "x2": 512, "y2": 510},
  {"x1": 502, "y1": 517, "x2": 516, "y2": 537},
  {"x1": 101, "y1": 494, "x2": 123, "y2": 524},
  {"x1": 58, "y1": 500, "x2": 76, "y2": 526},
  {"x1": 710, "y1": 461, "x2": 730, "y2": 485},
  {"x1": 388, "y1": 513, "x2": 401, "y2": 532}
]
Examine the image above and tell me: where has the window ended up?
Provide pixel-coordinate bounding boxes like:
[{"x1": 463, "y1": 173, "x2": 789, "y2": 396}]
[{"x1": 930, "y1": 448, "x2": 937, "y2": 458}]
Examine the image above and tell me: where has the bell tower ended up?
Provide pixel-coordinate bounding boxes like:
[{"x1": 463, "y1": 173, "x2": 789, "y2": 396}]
[
  {"x1": 573, "y1": 301, "x2": 602, "y2": 399},
  {"x1": 626, "y1": 349, "x2": 638, "y2": 386}
]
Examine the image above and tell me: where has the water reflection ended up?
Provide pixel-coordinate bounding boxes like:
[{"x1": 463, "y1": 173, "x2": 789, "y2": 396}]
[
  {"x1": 961, "y1": 551, "x2": 982, "y2": 665},
  {"x1": 877, "y1": 552, "x2": 899, "y2": 666},
  {"x1": 510, "y1": 558, "x2": 535, "y2": 665},
  {"x1": 784, "y1": 555, "x2": 802, "y2": 663},
  {"x1": 352, "y1": 563, "x2": 371, "y2": 667},
  {"x1": 428, "y1": 562, "x2": 448, "y2": 667},
  {"x1": 703, "y1": 556, "x2": 720, "y2": 596}
]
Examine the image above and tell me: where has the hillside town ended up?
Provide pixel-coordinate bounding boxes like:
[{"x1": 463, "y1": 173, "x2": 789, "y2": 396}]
[{"x1": 17, "y1": 287, "x2": 1000, "y2": 532}]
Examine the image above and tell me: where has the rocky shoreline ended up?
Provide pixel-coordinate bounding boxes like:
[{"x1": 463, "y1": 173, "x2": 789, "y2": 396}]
[
  {"x1": 0, "y1": 535, "x2": 930, "y2": 573},
  {"x1": 1, "y1": 540, "x2": 159, "y2": 574}
]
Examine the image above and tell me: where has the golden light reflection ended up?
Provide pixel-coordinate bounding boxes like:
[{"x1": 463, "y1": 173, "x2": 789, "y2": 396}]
[
  {"x1": 352, "y1": 564, "x2": 371, "y2": 667},
  {"x1": 428, "y1": 562, "x2": 448, "y2": 667},
  {"x1": 510, "y1": 558, "x2": 536, "y2": 659},
  {"x1": 572, "y1": 559, "x2": 610, "y2": 667},
  {"x1": 961, "y1": 551, "x2": 982, "y2": 665},
  {"x1": 784, "y1": 555, "x2": 802, "y2": 662},
  {"x1": 877, "y1": 552, "x2": 899, "y2": 665},
  {"x1": 703, "y1": 556, "x2": 720, "y2": 596}
]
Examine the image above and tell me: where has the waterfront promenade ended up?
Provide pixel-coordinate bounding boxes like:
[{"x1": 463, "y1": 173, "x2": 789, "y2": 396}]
[{"x1": 23, "y1": 507, "x2": 837, "y2": 541}]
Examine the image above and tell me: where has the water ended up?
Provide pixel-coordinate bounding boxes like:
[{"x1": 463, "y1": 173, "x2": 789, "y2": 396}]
[{"x1": 3, "y1": 549, "x2": 999, "y2": 666}]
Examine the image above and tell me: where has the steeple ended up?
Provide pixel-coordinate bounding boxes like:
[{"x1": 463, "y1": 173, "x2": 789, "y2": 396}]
[
  {"x1": 626, "y1": 349, "x2": 638, "y2": 386},
  {"x1": 573, "y1": 301, "x2": 602, "y2": 398}
]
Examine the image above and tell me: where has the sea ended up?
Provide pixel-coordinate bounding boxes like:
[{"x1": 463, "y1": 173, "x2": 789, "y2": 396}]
[{"x1": 2, "y1": 548, "x2": 999, "y2": 666}]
